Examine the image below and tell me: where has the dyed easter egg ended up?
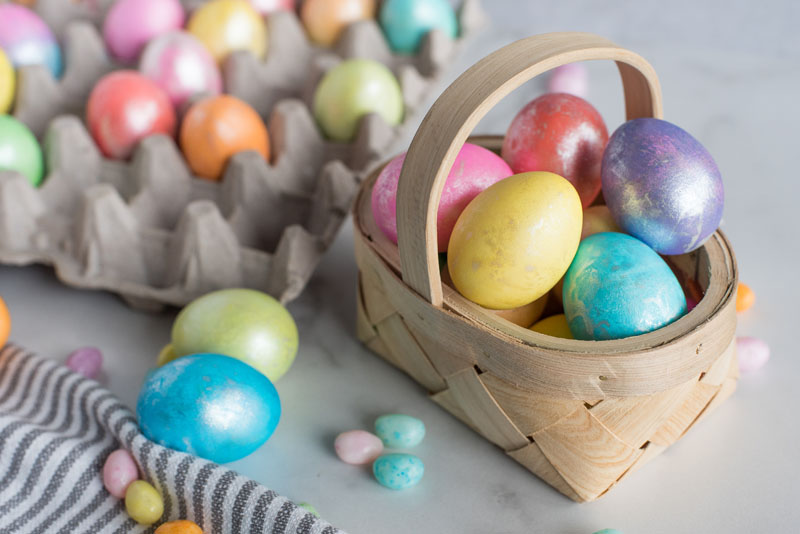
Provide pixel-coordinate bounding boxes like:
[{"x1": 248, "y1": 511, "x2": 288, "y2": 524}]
[
  {"x1": 581, "y1": 205, "x2": 621, "y2": 239},
  {"x1": 313, "y1": 58, "x2": 403, "y2": 141},
  {"x1": 736, "y1": 282, "x2": 755, "y2": 312},
  {"x1": 301, "y1": 0, "x2": 375, "y2": 47},
  {"x1": 448, "y1": 172, "x2": 582, "y2": 310},
  {"x1": 171, "y1": 289, "x2": 297, "y2": 381},
  {"x1": 180, "y1": 95, "x2": 270, "y2": 180},
  {"x1": 137, "y1": 353, "x2": 281, "y2": 463},
  {"x1": 124, "y1": 480, "x2": 163, "y2": 525},
  {"x1": 0, "y1": 4, "x2": 63, "y2": 78},
  {"x1": 103, "y1": 0, "x2": 185, "y2": 63},
  {"x1": 334, "y1": 430, "x2": 384, "y2": 464},
  {"x1": 156, "y1": 344, "x2": 177, "y2": 367},
  {"x1": 372, "y1": 143, "x2": 512, "y2": 251},
  {"x1": 0, "y1": 49, "x2": 14, "y2": 113},
  {"x1": 103, "y1": 449, "x2": 139, "y2": 499},
  {"x1": 250, "y1": 0, "x2": 296, "y2": 14},
  {"x1": 155, "y1": 520, "x2": 203, "y2": 534},
  {"x1": 530, "y1": 314, "x2": 573, "y2": 339},
  {"x1": 737, "y1": 336, "x2": 769, "y2": 373},
  {"x1": 373, "y1": 454, "x2": 424, "y2": 490},
  {"x1": 547, "y1": 63, "x2": 588, "y2": 98},
  {"x1": 375, "y1": 414, "x2": 425, "y2": 448},
  {"x1": 379, "y1": 0, "x2": 458, "y2": 54},
  {"x1": 139, "y1": 31, "x2": 222, "y2": 109},
  {"x1": 87, "y1": 71, "x2": 176, "y2": 160},
  {"x1": 602, "y1": 118, "x2": 724, "y2": 255},
  {"x1": 187, "y1": 0, "x2": 268, "y2": 63},
  {"x1": 563, "y1": 232, "x2": 686, "y2": 340},
  {"x1": 502, "y1": 93, "x2": 608, "y2": 207},
  {"x1": 0, "y1": 297, "x2": 9, "y2": 348},
  {"x1": 0, "y1": 115, "x2": 44, "y2": 187},
  {"x1": 66, "y1": 346, "x2": 103, "y2": 379}
]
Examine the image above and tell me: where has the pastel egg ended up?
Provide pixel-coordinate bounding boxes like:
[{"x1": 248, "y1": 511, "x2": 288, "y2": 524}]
[
  {"x1": 154, "y1": 520, "x2": 203, "y2": 534},
  {"x1": 171, "y1": 289, "x2": 297, "y2": 381},
  {"x1": 180, "y1": 95, "x2": 270, "y2": 181},
  {"x1": 334, "y1": 430, "x2": 383, "y2": 464},
  {"x1": 602, "y1": 118, "x2": 724, "y2": 255},
  {"x1": 139, "y1": 31, "x2": 222, "y2": 109},
  {"x1": 0, "y1": 114, "x2": 44, "y2": 187},
  {"x1": 87, "y1": 71, "x2": 176, "y2": 160},
  {"x1": 313, "y1": 58, "x2": 403, "y2": 142},
  {"x1": 546, "y1": 63, "x2": 588, "y2": 98},
  {"x1": 736, "y1": 282, "x2": 755, "y2": 312},
  {"x1": 298, "y1": 503, "x2": 319, "y2": 517},
  {"x1": 530, "y1": 314, "x2": 573, "y2": 339},
  {"x1": 0, "y1": 4, "x2": 63, "y2": 78},
  {"x1": 103, "y1": 0, "x2": 185, "y2": 64},
  {"x1": 65, "y1": 346, "x2": 103, "y2": 379},
  {"x1": 103, "y1": 449, "x2": 139, "y2": 498},
  {"x1": 563, "y1": 232, "x2": 687, "y2": 340},
  {"x1": 0, "y1": 49, "x2": 14, "y2": 113},
  {"x1": 156, "y1": 343, "x2": 178, "y2": 367},
  {"x1": 371, "y1": 143, "x2": 512, "y2": 251},
  {"x1": 301, "y1": 0, "x2": 375, "y2": 47},
  {"x1": 373, "y1": 453, "x2": 424, "y2": 490},
  {"x1": 379, "y1": 0, "x2": 458, "y2": 54},
  {"x1": 250, "y1": 0, "x2": 296, "y2": 14},
  {"x1": 502, "y1": 93, "x2": 608, "y2": 207},
  {"x1": 593, "y1": 530, "x2": 623, "y2": 534},
  {"x1": 187, "y1": 0, "x2": 268, "y2": 63},
  {"x1": 0, "y1": 297, "x2": 10, "y2": 348},
  {"x1": 374, "y1": 414, "x2": 425, "y2": 448},
  {"x1": 737, "y1": 336, "x2": 770, "y2": 373},
  {"x1": 137, "y1": 353, "x2": 281, "y2": 463},
  {"x1": 124, "y1": 480, "x2": 163, "y2": 525},
  {"x1": 448, "y1": 171, "x2": 583, "y2": 310}
]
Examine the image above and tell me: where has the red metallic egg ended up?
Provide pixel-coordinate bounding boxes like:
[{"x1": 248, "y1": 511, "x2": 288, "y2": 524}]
[
  {"x1": 87, "y1": 71, "x2": 177, "y2": 160},
  {"x1": 501, "y1": 93, "x2": 608, "y2": 207}
]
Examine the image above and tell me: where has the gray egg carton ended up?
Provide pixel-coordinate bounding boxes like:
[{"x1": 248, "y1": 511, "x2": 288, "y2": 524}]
[{"x1": 3, "y1": 0, "x2": 485, "y2": 310}]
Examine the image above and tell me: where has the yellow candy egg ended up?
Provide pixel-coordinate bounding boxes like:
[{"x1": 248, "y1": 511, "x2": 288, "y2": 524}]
[
  {"x1": 187, "y1": 0, "x2": 268, "y2": 63},
  {"x1": 530, "y1": 314, "x2": 573, "y2": 339},
  {"x1": 0, "y1": 49, "x2": 14, "y2": 113},
  {"x1": 447, "y1": 171, "x2": 582, "y2": 309},
  {"x1": 124, "y1": 480, "x2": 164, "y2": 525}
]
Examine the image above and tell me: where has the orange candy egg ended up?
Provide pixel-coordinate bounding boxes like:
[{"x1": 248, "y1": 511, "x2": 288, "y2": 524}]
[
  {"x1": 155, "y1": 520, "x2": 203, "y2": 534},
  {"x1": 180, "y1": 95, "x2": 270, "y2": 181},
  {"x1": 301, "y1": 0, "x2": 375, "y2": 47},
  {"x1": 736, "y1": 282, "x2": 755, "y2": 312},
  {"x1": 0, "y1": 297, "x2": 10, "y2": 347}
]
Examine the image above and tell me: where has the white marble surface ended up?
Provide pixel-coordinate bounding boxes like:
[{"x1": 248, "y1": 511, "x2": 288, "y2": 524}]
[{"x1": 1, "y1": 1, "x2": 798, "y2": 532}]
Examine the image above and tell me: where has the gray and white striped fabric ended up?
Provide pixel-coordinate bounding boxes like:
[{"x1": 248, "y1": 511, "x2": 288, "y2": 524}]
[{"x1": 0, "y1": 345, "x2": 345, "y2": 534}]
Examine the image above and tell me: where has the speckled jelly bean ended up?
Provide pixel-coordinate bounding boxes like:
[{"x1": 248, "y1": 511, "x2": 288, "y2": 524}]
[
  {"x1": 737, "y1": 336, "x2": 770, "y2": 373},
  {"x1": 592, "y1": 530, "x2": 623, "y2": 534},
  {"x1": 66, "y1": 347, "x2": 103, "y2": 379},
  {"x1": 373, "y1": 453, "x2": 424, "y2": 490},
  {"x1": 298, "y1": 502, "x2": 319, "y2": 517},
  {"x1": 103, "y1": 449, "x2": 139, "y2": 498},
  {"x1": 334, "y1": 430, "x2": 383, "y2": 465},
  {"x1": 374, "y1": 414, "x2": 425, "y2": 448},
  {"x1": 154, "y1": 519, "x2": 203, "y2": 534},
  {"x1": 125, "y1": 480, "x2": 164, "y2": 525}
]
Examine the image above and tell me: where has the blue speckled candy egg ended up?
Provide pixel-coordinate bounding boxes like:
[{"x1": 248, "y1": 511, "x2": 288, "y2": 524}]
[
  {"x1": 375, "y1": 414, "x2": 425, "y2": 448},
  {"x1": 137, "y1": 353, "x2": 281, "y2": 464},
  {"x1": 563, "y1": 232, "x2": 686, "y2": 340},
  {"x1": 601, "y1": 118, "x2": 724, "y2": 255},
  {"x1": 373, "y1": 453, "x2": 424, "y2": 490}
]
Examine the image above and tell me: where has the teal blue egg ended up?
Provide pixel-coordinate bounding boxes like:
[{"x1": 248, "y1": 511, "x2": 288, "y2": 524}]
[
  {"x1": 378, "y1": 0, "x2": 458, "y2": 54},
  {"x1": 137, "y1": 353, "x2": 281, "y2": 464},
  {"x1": 563, "y1": 232, "x2": 686, "y2": 340},
  {"x1": 373, "y1": 454, "x2": 424, "y2": 490},
  {"x1": 375, "y1": 414, "x2": 426, "y2": 448}
]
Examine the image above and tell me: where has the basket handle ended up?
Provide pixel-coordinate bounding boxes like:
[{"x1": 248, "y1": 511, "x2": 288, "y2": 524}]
[{"x1": 396, "y1": 32, "x2": 663, "y2": 307}]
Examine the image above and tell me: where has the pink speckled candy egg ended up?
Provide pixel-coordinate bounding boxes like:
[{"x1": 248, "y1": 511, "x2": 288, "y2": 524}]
[
  {"x1": 103, "y1": 449, "x2": 139, "y2": 498},
  {"x1": 103, "y1": 0, "x2": 185, "y2": 63},
  {"x1": 139, "y1": 32, "x2": 222, "y2": 109},
  {"x1": 371, "y1": 143, "x2": 513, "y2": 251},
  {"x1": 737, "y1": 336, "x2": 770, "y2": 373},
  {"x1": 250, "y1": 0, "x2": 296, "y2": 14},
  {"x1": 66, "y1": 346, "x2": 103, "y2": 379},
  {"x1": 334, "y1": 430, "x2": 383, "y2": 465},
  {"x1": 547, "y1": 63, "x2": 588, "y2": 98}
]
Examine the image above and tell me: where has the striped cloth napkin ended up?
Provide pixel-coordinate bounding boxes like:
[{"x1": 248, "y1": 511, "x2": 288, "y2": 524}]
[{"x1": 0, "y1": 345, "x2": 345, "y2": 534}]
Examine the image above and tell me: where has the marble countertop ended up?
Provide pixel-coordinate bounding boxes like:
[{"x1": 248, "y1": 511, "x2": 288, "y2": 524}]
[{"x1": 2, "y1": 1, "x2": 798, "y2": 532}]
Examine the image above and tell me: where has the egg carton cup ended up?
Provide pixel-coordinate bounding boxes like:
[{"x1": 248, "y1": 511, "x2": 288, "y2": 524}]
[{"x1": 5, "y1": 0, "x2": 486, "y2": 310}]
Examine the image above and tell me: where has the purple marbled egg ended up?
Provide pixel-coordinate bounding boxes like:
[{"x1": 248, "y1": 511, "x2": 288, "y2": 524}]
[{"x1": 601, "y1": 118, "x2": 724, "y2": 255}]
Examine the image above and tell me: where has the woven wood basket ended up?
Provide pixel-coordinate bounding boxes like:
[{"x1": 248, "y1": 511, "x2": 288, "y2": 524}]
[{"x1": 352, "y1": 33, "x2": 739, "y2": 502}]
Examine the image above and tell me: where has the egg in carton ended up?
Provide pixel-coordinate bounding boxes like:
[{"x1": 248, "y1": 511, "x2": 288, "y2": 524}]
[{"x1": 4, "y1": 0, "x2": 486, "y2": 310}]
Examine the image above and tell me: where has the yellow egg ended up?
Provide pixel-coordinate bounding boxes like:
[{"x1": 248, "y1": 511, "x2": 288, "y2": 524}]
[
  {"x1": 0, "y1": 49, "x2": 14, "y2": 113},
  {"x1": 530, "y1": 314, "x2": 573, "y2": 339},
  {"x1": 187, "y1": 0, "x2": 268, "y2": 63},
  {"x1": 156, "y1": 343, "x2": 178, "y2": 366},
  {"x1": 124, "y1": 480, "x2": 164, "y2": 525},
  {"x1": 447, "y1": 171, "x2": 582, "y2": 309}
]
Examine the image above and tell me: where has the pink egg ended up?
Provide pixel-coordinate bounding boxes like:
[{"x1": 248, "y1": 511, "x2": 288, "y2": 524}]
[
  {"x1": 334, "y1": 430, "x2": 383, "y2": 465},
  {"x1": 140, "y1": 32, "x2": 222, "y2": 109},
  {"x1": 547, "y1": 63, "x2": 588, "y2": 98},
  {"x1": 103, "y1": 0, "x2": 185, "y2": 63},
  {"x1": 371, "y1": 143, "x2": 513, "y2": 251},
  {"x1": 250, "y1": 0, "x2": 296, "y2": 14},
  {"x1": 103, "y1": 449, "x2": 139, "y2": 498},
  {"x1": 66, "y1": 347, "x2": 103, "y2": 379},
  {"x1": 737, "y1": 336, "x2": 770, "y2": 373}
]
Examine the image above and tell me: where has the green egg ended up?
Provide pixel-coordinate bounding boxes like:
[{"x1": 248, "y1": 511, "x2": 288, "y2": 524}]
[{"x1": 0, "y1": 115, "x2": 44, "y2": 187}]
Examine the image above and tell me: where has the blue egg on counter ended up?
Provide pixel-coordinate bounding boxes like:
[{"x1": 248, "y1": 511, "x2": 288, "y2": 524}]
[
  {"x1": 373, "y1": 453, "x2": 425, "y2": 490},
  {"x1": 136, "y1": 353, "x2": 281, "y2": 464},
  {"x1": 375, "y1": 414, "x2": 426, "y2": 448},
  {"x1": 563, "y1": 232, "x2": 687, "y2": 341},
  {"x1": 379, "y1": 0, "x2": 458, "y2": 54}
]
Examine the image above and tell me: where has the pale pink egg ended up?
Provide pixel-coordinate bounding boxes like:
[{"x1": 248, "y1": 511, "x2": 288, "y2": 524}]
[
  {"x1": 103, "y1": 449, "x2": 139, "y2": 498},
  {"x1": 371, "y1": 143, "x2": 513, "y2": 252},
  {"x1": 334, "y1": 430, "x2": 383, "y2": 465},
  {"x1": 103, "y1": 0, "x2": 185, "y2": 64},
  {"x1": 547, "y1": 63, "x2": 588, "y2": 98},
  {"x1": 250, "y1": 0, "x2": 296, "y2": 14},
  {"x1": 737, "y1": 336, "x2": 770, "y2": 373}
]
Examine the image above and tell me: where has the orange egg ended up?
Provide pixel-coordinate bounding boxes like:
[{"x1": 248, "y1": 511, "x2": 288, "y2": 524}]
[
  {"x1": 155, "y1": 520, "x2": 203, "y2": 534},
  {"x1": 0, "y1": 297, "x2": 9, "y2": 347},
  {"x1": 736, "y1": 282, "x2": 755, "y2": 312},
  {"x1": 180, "y1": 95, "x2": 270, "y2": 181},
  {"x1": 301, "y1": 0, "x2": 375, "y2": 47}
]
